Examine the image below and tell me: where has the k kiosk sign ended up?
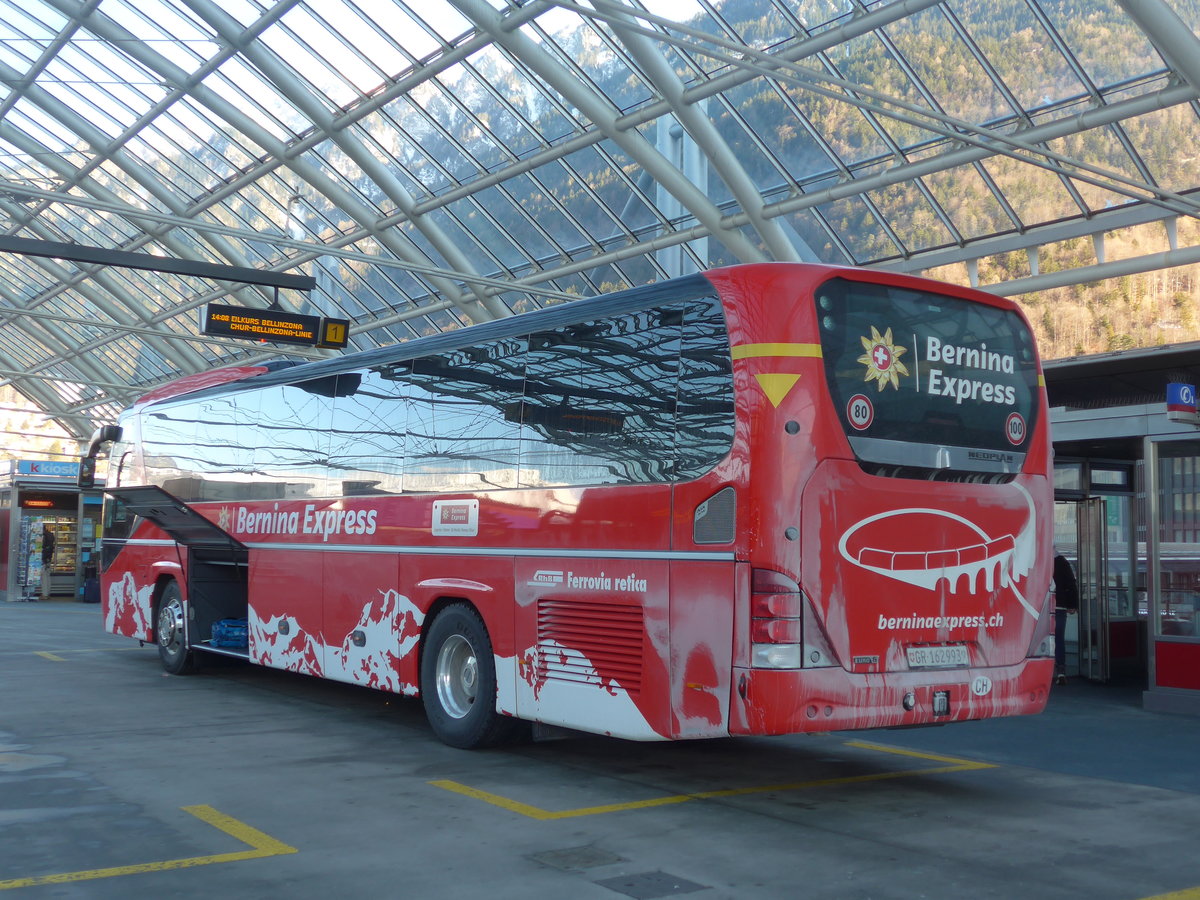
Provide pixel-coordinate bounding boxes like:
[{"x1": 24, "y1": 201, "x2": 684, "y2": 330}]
[{"x1": 14, "y1": 460, "x2": 80, "y2": 478}]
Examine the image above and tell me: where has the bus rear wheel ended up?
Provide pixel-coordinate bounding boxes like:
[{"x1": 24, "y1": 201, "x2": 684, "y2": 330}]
[
  {"x1": 156, "y1": 581, "x2": 194, "y2": 675},
  {"x1": 421, "y1": 604, "x2": 521, "y2": 749}
]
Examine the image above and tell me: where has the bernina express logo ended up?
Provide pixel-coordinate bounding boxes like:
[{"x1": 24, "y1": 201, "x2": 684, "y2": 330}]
[
  {"x1": 858, "y1": 326, "x2": 909, "y2": 391},
  {"x1": 217, "y1": 504, "x2": 379, "y2": 541}
]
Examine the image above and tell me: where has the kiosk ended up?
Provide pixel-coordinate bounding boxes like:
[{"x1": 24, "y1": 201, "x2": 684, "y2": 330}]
[{"x1": 0, "y1": 459, "x2": 102, "y2": 602}]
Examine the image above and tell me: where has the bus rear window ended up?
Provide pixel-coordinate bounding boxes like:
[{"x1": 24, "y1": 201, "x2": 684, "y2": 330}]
[{"x1": 817, "y1": 277, "x2": 1039, "y2": 477}]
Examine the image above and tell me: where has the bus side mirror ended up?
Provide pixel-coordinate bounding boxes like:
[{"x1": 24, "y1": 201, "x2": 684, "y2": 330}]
[
  {"x1": 79, "y1": 424, "x2": 122, "y2": 489},
  {"x1": 89, "y1": 424, "x2": 122, "y2": 454}
]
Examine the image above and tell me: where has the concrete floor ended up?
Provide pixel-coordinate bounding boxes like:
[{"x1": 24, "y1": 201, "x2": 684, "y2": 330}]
[{"x1": 2, "y1": 599, "x2": 1198, "y2": 900}]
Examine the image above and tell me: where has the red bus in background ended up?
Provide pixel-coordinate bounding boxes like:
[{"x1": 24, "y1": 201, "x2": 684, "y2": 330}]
[{"x1": 85, "y1": 263, "x2": 1054, "y2": 748}]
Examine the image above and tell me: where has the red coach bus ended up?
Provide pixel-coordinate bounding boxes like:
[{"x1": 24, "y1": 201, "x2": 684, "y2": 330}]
[{"x1": 84, "y1": 263, "x2": 1055, "y2": 748}]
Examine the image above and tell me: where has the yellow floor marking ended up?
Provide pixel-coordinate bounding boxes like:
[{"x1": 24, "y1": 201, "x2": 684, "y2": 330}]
[
  {"x1": 30, "y1": 647, "x2": 149, "y2": 658},
  {"x1": 0, "y1": 804, "x2": 296, "y2": 890},
  {"x1": 1140, "y1": 890, "x2": 1200, "y2": 900},
  {"x1": 430, "y1": 741, "x2": 994, "y2": 820},
  {"x1": 843, "y1": 739, "x2": 995, "y2": 767}
]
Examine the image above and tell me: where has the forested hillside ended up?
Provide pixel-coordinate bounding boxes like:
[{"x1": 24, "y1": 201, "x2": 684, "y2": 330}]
[
  {"x1": 708, "y1": 0, "x2": 1200, "y2": 361},
  {"x1": 998, "y1": 224, "x2": 1200, "y2": 361}
]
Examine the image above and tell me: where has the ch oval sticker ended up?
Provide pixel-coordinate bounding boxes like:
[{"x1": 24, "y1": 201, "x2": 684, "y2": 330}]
[{"x1": 971, "y1": 675, "x2": 993, "y2": 697}]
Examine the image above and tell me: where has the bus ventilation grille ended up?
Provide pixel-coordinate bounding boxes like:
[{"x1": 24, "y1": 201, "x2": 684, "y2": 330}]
[
  {"x1": 536, "y1": 598, "x2": 644, "y2": 695},
  {"x1": 694, "y1": 486, "x2": 736, "y2": 544}
]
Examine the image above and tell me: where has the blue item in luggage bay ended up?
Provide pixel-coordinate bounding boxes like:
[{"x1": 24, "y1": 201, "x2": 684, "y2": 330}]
[{"x1": 211, "y1": 618, "x2": 249, "y2": 648}]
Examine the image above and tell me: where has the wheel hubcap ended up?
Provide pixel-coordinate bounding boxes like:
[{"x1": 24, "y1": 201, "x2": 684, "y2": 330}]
[
  {"x1": 158, "y1": 597, "x2": 184, "y2": 654},
  {"x1": 435, "y1": 634, "x2": 478, "y2": 719}
]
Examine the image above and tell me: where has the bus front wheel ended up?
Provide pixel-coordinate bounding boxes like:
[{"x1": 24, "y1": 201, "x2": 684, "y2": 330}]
[
  {"x1": 156, "y1": 581, "x2": 194, "y2": 675},
  {"x1": 421, "y1": 604, "x2": 520, "y2": 749}
]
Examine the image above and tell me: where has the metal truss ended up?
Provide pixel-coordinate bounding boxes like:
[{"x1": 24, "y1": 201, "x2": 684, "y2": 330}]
[{"x1": 0, "y1": 0, "x2": 1197, "y2": 437}]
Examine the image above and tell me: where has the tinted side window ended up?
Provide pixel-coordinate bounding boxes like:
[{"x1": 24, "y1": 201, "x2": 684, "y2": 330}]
[
  {"x1": 102, "y1": 493, "x2": 137, "y2": 540},
  {"x1": 675, "y1": 297, "x2": 735, "y2": 479},
  {"x1": 142, "y1": 393, "x2": 257, "y2": 501},
  {"x1": 134, "y1": 293, "x2": 731, "y2": 501},
  {"x1": 250, "y1": 384, "x2": 331, "y2": 499},
  {"x1": 404, "y1": 338, "x2": 527, "y2": 492},
  {"x1": 518, "y1": 309, "x2": 681, "y2": 487},
  {"x1": 327, "y1": 369, "x2": 407, "y2": 495}
]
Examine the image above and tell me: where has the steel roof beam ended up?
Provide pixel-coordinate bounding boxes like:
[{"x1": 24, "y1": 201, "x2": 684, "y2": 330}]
[
  {"x1": 607, "y1": 14, "x2": 800, "y2": 262},
  {"x1": 884, "y1": 200, "x2": 1193, "y2": 275},
  {"x1": 977, "y1": 241, "x2": 1200, "y2": 297},
  {"x1": 0, "y1": 236, "x2": 315, "y2": 291},
  {"x1": 452, "y1": 0, "x2": 767, "y2": 266},
  {"x1": 1116, "y1": 0, "x2": 1200, "y2": 98},
  {"x1": 182, "y1": 0, "x2": 508, "y2": 323}
]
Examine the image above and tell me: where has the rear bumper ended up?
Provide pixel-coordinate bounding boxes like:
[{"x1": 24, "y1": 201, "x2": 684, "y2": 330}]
[{"x1": 728, "y1": 658, "x2": 1053, "y2": 735}]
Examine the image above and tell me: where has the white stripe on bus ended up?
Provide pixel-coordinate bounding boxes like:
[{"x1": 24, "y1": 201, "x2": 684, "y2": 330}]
[
  {"x1": 112, "y1": 538, "x2": 734, "y2": 561},
  {"x1": 244, "y1": 543, "x2": 734, "y2": 560}
]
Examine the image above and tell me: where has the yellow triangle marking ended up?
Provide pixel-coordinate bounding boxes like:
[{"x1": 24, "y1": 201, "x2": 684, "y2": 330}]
[{"x1": 755, "y1": 373, "x2": 801, "y2": 407}]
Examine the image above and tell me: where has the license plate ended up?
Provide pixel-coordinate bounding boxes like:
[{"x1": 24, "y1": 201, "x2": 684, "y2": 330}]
[{"x1": 906, "y1": 644, "x2": 969, "y2": 668}]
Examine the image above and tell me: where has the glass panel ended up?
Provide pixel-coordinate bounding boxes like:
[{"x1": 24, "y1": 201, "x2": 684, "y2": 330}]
[
  {"x1": 865, "y1": 181, "x2": 953, "y2": 256},
  {"x1": 978, "y1": 0, "x2": 1088, "y2": 110},
  {"x1": 814, "y1": 196, "x2": 897, "y2": 263},
  {"x1": 922, "y1": 164, "x2": 1014, "y2": 242},
  {"x1": 976, "y1": 154, "x2": 1082, "y2": 224},
  {"x1": 1046, "y1": 126, "x2": 1149, "y2": 213},
  {"x1": 1123, "y1": 106, "x2": 1200, "y2": 193},
  {"x1": 1105, "y1": 495, "x2": 1135, "y2": 618},
  {"x1": 1156, "y1": 442, "x2": 1200, "y2": 637},
  {"x1": 1054, "y1": 463, "x2": 1084, "y2": 492},
  {"x1": 1046, "y1": 0, "x2": 1161, "y2": 87},
  {"x1": 1091, "y1": 467, "x2": 1129, "y2": 489}
]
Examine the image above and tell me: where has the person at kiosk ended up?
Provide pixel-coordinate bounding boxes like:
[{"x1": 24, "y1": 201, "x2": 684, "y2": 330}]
[{"x1": 39, "y1": 524, "x2": 56, "y2": 600}]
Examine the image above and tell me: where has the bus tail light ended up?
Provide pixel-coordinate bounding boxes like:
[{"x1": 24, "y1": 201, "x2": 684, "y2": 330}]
[
  {"x1": 751, "y1": 617, "x2": 802, "y2": 643},
  {"x1": 1027, "y1": 586, "x2": 1056, "y2": 658},
  {"x1": 750, "y1": 568, "x2": 837, "y2": 670}
]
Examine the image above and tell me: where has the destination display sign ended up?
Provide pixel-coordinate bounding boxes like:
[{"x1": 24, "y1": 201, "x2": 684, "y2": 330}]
[{"x1": 203, "y1": 303, "x2": 350, "y2": 349}]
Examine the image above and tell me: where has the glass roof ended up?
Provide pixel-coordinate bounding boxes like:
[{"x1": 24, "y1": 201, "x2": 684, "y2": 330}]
[{"x1": 0, "y1": 0, "x2": 1198, "y2": 438}]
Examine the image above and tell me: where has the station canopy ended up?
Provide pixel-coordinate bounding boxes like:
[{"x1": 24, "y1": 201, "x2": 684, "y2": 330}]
[{"x1": 2, "y1": 0, "x2": 1200, "y2": 439}]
